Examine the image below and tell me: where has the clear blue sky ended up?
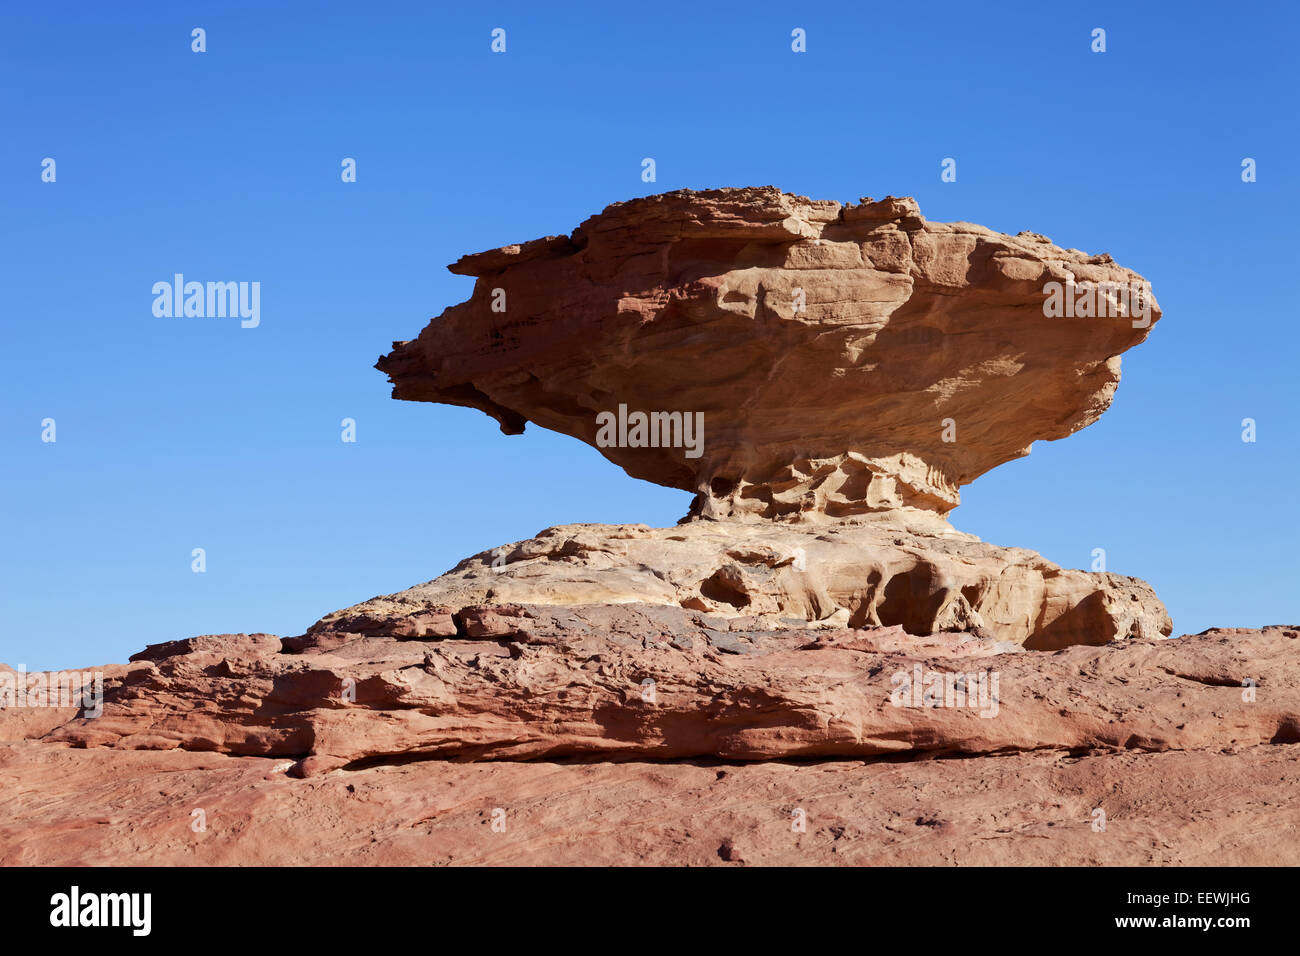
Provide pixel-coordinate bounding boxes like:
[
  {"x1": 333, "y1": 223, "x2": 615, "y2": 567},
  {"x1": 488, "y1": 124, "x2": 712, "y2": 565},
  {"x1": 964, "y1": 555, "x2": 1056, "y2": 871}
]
[{"x1": 3, "y1": 1, "x2": 1296, "y2": 669}]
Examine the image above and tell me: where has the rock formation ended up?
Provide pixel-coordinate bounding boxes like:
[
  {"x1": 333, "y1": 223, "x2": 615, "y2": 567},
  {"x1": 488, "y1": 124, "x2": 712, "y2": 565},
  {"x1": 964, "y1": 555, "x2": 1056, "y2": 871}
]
[
  {"x1": 370, "y1": 187, "x2": 1169, "y2": 648},
  {"x1": 10, "y1": 188, "x2": 1283, "y2": 869},
  {"x1": 378, "y1": 187, "x2": 1159, "y2": 520},
  {"x1": 29, "y1": 622, "x2": 1300, "y2": 766},
  {"x1": 315, "y1": 520, "x2": 1171, "y2": 650}
]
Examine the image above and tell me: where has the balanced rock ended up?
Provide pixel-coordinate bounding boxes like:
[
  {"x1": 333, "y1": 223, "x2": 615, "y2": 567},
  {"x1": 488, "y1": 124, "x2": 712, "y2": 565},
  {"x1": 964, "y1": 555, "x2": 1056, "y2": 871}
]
[
  {"x1": 13, "y1": 192, "x2": 1300, "y2": 870},
  {"x1": 371, "y1": 187, "x2": 1169, "y2": 647},
  {"x1": 378, "y1": 187, "x2": 1159, "y2": 520}
]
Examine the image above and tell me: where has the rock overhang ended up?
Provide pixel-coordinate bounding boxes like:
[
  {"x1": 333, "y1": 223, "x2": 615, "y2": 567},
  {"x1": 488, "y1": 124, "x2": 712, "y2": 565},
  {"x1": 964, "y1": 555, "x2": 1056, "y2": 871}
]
[{"x1": 377, "y1": 186, "x2": 1160, "y2": 521}]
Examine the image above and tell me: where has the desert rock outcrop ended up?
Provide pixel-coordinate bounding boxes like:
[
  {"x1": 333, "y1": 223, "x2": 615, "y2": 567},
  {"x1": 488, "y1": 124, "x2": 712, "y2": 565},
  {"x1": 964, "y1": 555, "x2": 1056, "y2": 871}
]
[
  {"x1": 370, "y1": 188, "x2": 1169, "y2": 649},
  {"x1": 14, "y1": 625, "x2": 1299, "y2": 767},
  {"x1": 378, "y1": 187, "x2": 1159, "y2": 520},
  {"x1": 315, "y1": 519, "x2": 1171, "y2": 650}
]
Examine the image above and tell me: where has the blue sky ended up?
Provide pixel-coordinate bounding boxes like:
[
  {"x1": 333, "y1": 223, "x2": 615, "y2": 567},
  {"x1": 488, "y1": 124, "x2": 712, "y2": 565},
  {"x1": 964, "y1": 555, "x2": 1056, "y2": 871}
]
[{"x1": 2, "y1": 1, "x2": 1296, "y2": 669}]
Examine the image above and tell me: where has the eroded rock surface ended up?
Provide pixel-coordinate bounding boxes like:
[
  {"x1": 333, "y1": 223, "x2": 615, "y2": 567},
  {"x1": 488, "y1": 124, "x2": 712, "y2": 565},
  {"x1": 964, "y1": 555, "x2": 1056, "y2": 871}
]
[
  {"x1": 367, "y1": 187, "x2": 1170, "y2": 651},
  {"x1": 315, "y1": 519, "x2": 1172, "y2": 650},
  {"x1": 16, "y1": 625, "x2": 1295, "y2": 767},
  {"x1": 378, "y1": 187, "x2": 1159, "y2": 520}
]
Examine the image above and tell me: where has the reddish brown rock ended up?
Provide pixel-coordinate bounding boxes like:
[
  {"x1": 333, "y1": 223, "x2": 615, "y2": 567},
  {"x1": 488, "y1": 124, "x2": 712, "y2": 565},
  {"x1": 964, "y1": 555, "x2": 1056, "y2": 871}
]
[
  {"x1": 19, "y1": 623, "x2": 1295, "y2": 766},
  {"x1": 2, "y1": 626, "x2": 1299, "y2": 865},
  {"x1": 4, "y1": 741, "x2": 1300, "y2": 865}
]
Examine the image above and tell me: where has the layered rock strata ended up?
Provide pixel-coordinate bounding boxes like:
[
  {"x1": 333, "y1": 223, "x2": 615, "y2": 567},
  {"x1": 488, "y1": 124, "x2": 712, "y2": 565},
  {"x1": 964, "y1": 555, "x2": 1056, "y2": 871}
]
[{"x1": 11, "y1": 625, "x2": 1297, "y2": 770}]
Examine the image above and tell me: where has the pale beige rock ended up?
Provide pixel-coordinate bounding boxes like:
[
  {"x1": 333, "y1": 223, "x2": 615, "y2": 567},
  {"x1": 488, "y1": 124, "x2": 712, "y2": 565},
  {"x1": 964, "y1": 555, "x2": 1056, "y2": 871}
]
[{"x1": 314, "y1": 518, "x2": 1172, "y2": 649}]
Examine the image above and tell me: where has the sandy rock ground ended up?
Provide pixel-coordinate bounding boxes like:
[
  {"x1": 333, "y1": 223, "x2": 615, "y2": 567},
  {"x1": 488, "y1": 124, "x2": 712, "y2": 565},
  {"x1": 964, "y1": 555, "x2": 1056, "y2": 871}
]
[
  {"x1": 3, "y1": 625, "x2": 1296, "y2": 865},
  {"x1": 3, "y1": 736, "x2": 1296, "y2": 866}
]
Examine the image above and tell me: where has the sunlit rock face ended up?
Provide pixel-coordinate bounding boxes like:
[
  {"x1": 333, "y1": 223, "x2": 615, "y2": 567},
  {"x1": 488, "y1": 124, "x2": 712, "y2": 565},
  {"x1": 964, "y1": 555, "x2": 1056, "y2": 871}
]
[
  {"x1": 371, "y1": 187, "x2": 1168, "y2": 648},
  {"x1": 313, "y1": 520, "x2": 1173, "y2": 651},
  {"x1": 377, "y1": 186, "x2": 1160, "y2": 520}
]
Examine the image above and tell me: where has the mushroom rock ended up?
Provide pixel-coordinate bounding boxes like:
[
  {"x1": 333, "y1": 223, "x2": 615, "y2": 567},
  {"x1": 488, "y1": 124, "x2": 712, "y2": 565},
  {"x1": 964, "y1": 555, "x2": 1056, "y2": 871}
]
[
  {"x1": 377, "y1": 186, "x2": 1160, "y2": 520},
  {"x1": 18, "y1": 191, "x2": 1299, "y2": 871},
  {"x1": 374, "y1": 187, "x2": 1171, "y2": 648}
]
